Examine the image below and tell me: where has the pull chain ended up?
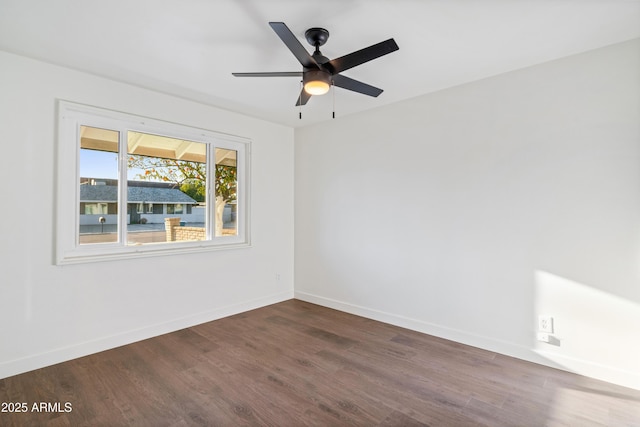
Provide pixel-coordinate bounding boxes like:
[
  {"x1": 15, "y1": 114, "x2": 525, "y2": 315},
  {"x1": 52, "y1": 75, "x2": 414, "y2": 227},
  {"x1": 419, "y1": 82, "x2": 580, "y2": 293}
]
[
  {"x1": 299, "y1": 81, "x2": 303, "y2": 119},
  {"x1": 332, "y1": 81, "x2": 336, "y2": 119}
]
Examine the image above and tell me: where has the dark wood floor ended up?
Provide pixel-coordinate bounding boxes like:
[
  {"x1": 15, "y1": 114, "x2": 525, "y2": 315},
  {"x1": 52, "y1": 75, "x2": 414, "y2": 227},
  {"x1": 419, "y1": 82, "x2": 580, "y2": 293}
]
[{"x1": 1, "y1": 300, "x2": 639, "y2": 426}]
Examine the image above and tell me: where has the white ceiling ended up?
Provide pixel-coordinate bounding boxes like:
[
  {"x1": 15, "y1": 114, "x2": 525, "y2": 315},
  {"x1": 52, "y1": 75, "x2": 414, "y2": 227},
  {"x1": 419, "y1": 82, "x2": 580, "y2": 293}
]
[{"x1": 1, "y1": 1, "x2": 639, "y2": 128}]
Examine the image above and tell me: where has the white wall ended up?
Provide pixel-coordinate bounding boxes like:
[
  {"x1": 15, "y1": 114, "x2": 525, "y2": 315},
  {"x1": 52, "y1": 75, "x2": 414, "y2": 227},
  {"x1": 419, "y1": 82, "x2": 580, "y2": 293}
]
[
  {"x1": 294, "y1": 39, "x2": 640, "y2": 390},
  {"x1": 2, "y1": 38, "x2": 639, "y2": 391},
  {"x1": 0, "y1": 51, "x2": 294, "y2": 379}
]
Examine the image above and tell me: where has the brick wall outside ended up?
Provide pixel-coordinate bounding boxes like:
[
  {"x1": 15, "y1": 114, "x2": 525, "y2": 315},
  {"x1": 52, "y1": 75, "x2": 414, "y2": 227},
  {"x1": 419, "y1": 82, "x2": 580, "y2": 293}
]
[
  {"x1": 174, "y1": 226, "x2": 206, "y2": 241},
  {"x1": 164, "y1": 217, "x2": 205, "y2": 242}
]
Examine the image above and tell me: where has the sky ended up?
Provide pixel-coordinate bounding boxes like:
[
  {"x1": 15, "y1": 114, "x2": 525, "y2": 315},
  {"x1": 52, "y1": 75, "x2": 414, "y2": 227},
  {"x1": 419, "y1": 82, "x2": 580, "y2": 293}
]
[
  {"x1": 80, "y1": 149, "x2": 118, "y2": 179},
  {"x1": 80, "y1": 149, "x2": 154, "y2": 181}
]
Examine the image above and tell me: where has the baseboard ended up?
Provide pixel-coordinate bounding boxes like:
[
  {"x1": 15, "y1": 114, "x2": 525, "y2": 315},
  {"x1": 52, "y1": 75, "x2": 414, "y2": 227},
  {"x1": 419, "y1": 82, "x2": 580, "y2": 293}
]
[
  {"x1": 294, "y1": 290, "x2": 640, "y2": 391},
  {"x1": 531, "y1": 349, "x2": 640, "y2": 391},
  {"x1": 0, "y1": 290, "x2": 293, "y2": 380}
]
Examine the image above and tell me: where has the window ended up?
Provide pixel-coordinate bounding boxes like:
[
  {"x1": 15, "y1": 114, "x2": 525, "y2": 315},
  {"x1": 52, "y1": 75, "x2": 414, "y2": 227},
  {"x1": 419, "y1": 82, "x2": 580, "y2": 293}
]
[
  {"x1": 134, "y1": 203, "x2": 154, "y2": 214},
  {"x1": 82, "y1": 203, "x2": 109, "y2": 215},
  {"x1": 166, "y1": 204, "x2": 184, "y2": 215},
  {"x1": 57, "y1": 101, "x2": 250, "y2": 264}
]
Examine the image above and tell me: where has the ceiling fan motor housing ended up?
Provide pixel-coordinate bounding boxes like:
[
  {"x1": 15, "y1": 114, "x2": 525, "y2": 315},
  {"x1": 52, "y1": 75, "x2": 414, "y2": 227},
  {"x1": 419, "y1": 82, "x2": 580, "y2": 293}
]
[{"x1": 303, "y1": 69, "x2": 332, "y2": 95}]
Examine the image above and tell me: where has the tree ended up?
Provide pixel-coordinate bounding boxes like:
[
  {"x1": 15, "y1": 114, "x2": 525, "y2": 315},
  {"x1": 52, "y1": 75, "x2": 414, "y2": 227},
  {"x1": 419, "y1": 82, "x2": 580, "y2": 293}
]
[
  {"x1": 179, "y1": 180, "x2": 206, "y2": 203},
  {"x1": 128, "y1": 155, "x2": 236, "y2": 235}
]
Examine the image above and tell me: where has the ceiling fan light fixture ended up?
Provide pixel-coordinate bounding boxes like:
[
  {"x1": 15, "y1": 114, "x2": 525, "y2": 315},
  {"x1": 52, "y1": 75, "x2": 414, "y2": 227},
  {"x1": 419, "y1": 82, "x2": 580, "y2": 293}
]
[
  {"x1": 304, "y1": 80, "x2": 330, "y2": 95},
  {"x1": 303, "y1": 70, "x2": 331, "y2": 95}
]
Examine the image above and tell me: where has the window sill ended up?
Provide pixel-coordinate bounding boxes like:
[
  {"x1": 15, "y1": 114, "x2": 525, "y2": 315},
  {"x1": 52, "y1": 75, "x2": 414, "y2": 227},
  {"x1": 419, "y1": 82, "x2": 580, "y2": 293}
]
[{"x1": 56, "y1": 238, "x2": 251, "y2": 265}]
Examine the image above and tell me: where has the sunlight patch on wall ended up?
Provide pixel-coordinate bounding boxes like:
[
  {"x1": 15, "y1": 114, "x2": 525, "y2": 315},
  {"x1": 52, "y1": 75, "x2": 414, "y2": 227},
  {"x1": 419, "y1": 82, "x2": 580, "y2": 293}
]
[{"x1": 534, "y1": 270, "x2": 640, "y2": 390}]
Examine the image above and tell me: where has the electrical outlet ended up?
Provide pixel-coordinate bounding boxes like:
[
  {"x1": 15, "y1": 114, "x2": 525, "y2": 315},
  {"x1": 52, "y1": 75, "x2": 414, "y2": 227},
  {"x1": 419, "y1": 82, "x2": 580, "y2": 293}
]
[{"x1": 538, "y1": 315, "x2": 554, "y2": 333}]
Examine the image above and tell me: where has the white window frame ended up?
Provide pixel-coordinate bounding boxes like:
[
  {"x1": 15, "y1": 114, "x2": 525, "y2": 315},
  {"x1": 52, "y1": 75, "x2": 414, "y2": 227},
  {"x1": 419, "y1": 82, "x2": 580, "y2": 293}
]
[{"x1": 56, "y1": 100, "x2": 251, "y2": 265}]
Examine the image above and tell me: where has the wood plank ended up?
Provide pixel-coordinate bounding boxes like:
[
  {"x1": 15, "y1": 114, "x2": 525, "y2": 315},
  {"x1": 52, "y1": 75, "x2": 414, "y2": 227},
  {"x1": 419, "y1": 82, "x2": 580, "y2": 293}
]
[{"x1": 1, "y1": 299, "x2": 639, "y2": 426}]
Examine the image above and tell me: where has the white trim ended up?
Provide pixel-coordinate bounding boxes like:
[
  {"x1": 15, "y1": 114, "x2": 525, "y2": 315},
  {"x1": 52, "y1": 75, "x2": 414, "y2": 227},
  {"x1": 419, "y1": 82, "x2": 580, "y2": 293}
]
[
  {"x1": 294, "y1": 291, "x2": 640, "y2": 391},
  {"x1": 56, "y1": 100, "x2": 251, "y2": 265},
  {"x1": 117, "y1": 128, "x2": 128, "y2": 245},
  {"x1": 0, "y1": 291, "x2": 293, "y2": 380}
]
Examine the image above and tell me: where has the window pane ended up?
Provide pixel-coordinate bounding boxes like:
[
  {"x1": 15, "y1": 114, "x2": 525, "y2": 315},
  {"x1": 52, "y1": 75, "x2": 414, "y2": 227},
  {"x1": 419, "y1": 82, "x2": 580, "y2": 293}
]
[
  {"x1": 215, "y1": 148, "x2": 237, "y2": 236},
  {"x1": 127, "y1": 131, "x2": 207, "y2": 244},
  {"x1": 79, "y1": 126, "x2": 119, "y2": 244}
]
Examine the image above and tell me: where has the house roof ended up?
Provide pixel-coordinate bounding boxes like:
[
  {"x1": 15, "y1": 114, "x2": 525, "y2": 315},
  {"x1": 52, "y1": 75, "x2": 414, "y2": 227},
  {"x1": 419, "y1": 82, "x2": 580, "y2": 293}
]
[{"x1": 80, "y1": 185, "x2": 197, "y2": 204}]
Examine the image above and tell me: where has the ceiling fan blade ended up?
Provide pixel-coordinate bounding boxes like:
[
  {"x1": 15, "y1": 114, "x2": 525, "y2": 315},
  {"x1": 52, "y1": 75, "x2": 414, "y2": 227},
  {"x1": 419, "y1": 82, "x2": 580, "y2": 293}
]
[
  {"x1": 327, "y1": 38, "x2": 399, "y2": 74},
  {"x1": 232, "y1": 72, "x2": 303, "y2": 77},
  {"x1": 332, "y1": 74, "x2": 383, "y2": 97},
  {"x1": 295, "y1": 88, "x2": 312, "y2": 106},
  {"x1": 269, "y1": 22, "x2": 319, "y2": 69}
]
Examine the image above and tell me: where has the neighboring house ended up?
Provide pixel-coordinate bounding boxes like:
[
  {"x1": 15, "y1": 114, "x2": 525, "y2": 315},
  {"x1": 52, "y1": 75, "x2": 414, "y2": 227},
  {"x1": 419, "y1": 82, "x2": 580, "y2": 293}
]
[{"x1": 79, "y1": 178, "x2": 201, "y2": 225}]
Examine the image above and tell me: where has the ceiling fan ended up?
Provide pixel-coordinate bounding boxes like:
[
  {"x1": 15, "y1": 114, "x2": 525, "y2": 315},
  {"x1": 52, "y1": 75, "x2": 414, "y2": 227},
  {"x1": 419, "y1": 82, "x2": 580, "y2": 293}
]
[{"x1": 232, "y1": 22, "x2": 399, "y2": 107}]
